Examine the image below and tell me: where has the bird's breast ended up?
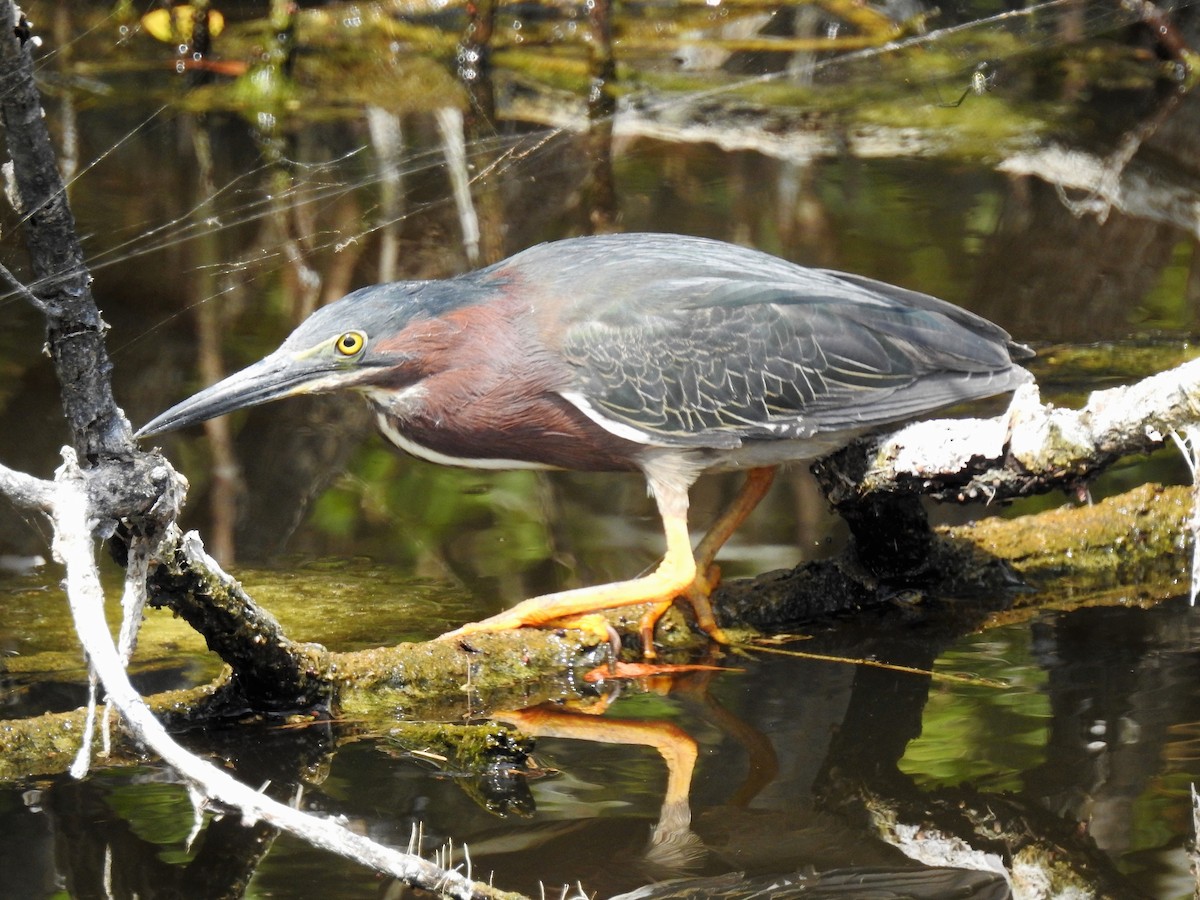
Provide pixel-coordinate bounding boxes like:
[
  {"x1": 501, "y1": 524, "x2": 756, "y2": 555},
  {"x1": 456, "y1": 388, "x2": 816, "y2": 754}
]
[
  {"x1": 363, "y1": 383, "x2": 535, "y2": 470},
  {"x1": 362, "y1": 380, "x2": 645, "y2": 473}
]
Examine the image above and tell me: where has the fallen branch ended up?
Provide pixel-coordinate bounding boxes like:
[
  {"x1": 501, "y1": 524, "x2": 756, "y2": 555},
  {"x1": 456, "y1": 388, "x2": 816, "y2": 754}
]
[
  {"x1": 815, "y1": 359, "x2": 1200, "y2": 505},
  {"x1": 9, "y1": 450, "x2": 526, "y2": 900},
  {"x1": 146, "y1": 527, "x2": 335, "y2": 711}
]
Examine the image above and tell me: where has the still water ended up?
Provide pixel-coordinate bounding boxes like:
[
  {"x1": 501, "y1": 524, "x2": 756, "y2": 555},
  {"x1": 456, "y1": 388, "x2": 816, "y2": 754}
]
[{"x1": 1, "y1": 0, "x2": 1199, "y2": 897}]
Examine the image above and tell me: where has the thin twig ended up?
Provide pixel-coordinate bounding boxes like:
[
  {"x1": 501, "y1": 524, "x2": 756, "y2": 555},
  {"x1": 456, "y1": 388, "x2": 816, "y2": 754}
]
[
  {"x1": 750, "y1": 642, "x2": 1009, "y2": 688},
  {"x1": 0, "y1": 461, "x2": 53, "y2": 510},
  {"x1": 0, "y1": 259, "x2": 46, "y2": 311}
]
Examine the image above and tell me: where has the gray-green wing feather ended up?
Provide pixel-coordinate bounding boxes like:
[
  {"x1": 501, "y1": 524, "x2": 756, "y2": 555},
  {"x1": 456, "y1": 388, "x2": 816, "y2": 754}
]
[{"x1": 541, "y1": 239, "x2": 1028, "y2": 449}]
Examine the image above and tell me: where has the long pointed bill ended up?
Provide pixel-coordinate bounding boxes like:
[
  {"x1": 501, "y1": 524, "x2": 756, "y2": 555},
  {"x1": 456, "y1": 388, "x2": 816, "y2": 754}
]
[{"x1": 136, "y1": 351, "x2": 333, "y2": 439}]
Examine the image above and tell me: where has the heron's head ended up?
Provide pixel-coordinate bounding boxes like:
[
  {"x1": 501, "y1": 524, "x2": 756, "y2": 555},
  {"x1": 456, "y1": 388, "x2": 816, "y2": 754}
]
[{"x1": 136, "y1": 278, "x2": 494, "y2": 438}]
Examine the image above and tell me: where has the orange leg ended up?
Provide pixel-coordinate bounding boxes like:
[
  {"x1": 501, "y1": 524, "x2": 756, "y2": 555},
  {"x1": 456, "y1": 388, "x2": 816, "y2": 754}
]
[
  {"x1": 638, "y1": 466, "x2": 777, "y2": 651},
  {"x1": 441, "y1": 477, "x2": 697, "y2": 644},
  {"x1": 441, "y1": 466, "x2": 777, "y2": 656}
]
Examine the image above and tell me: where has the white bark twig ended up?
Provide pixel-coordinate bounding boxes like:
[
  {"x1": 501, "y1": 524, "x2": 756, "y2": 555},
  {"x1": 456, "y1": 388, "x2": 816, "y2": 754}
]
[
  {"x1": 103, "y1": 534, "x2": 152, "y2": 756},
  {"x1": 69, "y1": 671, "x2": 99, "y2": 779},
  {"x1": 843, "y1": 357, "x2": 1200, "y2": 498},
  {"x1": 0, "y1": 461, "x2": 52, "y2": 510},
  {"x1": 1169, "y1": 425, "x2": 1200, "y2": 606},
  {"x1": 0, "y1": 451, "x2": 523, "y2": 900},
  {"x1": 1191, "y1": 783, "x2": 1200, "y2": 897}
]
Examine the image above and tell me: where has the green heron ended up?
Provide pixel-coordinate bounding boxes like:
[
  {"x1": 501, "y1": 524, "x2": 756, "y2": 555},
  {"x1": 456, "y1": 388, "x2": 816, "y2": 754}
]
[{"x1": 138, "y1": 233, "x2": 1031, "y2": 652}]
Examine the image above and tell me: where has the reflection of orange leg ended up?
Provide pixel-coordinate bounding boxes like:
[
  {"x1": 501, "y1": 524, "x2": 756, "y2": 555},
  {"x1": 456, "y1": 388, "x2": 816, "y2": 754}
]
[
  {"x1": 494, "y1": 705, "x2": 699, "y2": 838},
  {"x1": 442, "y1": 478, "x2": 697, "y2": 649},
  {"x1": 640, "y1": 467, "x2": 777, "y2": 650}
]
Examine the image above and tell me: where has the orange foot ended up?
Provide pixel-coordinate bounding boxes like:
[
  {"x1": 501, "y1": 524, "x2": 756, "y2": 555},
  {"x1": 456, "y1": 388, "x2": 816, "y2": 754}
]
[
  {"x1": 442, "y1": 569, "x2": 731, "y2": 659},
  {"x1": 440, "y1": 466, "x2": 775, "y2": 655}
]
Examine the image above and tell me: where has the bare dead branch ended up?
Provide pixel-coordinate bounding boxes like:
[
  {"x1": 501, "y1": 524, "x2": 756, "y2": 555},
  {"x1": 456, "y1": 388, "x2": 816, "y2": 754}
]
[
  {"x1": 43, "y1": 449, "x2": 526, "y2": 900},
  {"x1": 0, "y1": 2, "x2": 130, "y2": 463},
  {"x1": 816, "y1": 358, "x2": 1200, "y2": 507},
  {"x1": 0, "y1": 459, "x2": 52, "y2": 510}
]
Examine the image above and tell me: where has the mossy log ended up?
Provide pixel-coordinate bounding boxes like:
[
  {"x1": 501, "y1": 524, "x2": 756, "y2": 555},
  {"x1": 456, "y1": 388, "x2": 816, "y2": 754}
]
[{"x1": 0, "y1": 479, "x2": 1188, "y2": 783}]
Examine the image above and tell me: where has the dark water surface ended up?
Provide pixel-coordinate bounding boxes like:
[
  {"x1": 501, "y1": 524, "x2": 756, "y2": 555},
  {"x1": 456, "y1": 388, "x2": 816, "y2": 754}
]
[{"x1": 2, "y1": 1, "x2": 1200, "y2": 897}]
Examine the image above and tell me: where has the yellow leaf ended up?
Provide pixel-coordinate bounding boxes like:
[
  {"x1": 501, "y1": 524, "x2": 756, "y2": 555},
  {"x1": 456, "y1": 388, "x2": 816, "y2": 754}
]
[{"x1": 140, "y1": 6, "x2": 225, "y2": 43}]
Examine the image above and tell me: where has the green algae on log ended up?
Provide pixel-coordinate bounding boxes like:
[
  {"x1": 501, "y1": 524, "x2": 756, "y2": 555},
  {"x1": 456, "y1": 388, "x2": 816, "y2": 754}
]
[{"x1": 1, "y1": 480, "x2": 1194, "y2": 783}]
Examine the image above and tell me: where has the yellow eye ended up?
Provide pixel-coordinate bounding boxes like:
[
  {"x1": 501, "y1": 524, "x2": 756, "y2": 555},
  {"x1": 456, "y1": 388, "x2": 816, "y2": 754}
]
[{"x1": 335, "y1": 331, "x2": 365, "y2": 356}]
